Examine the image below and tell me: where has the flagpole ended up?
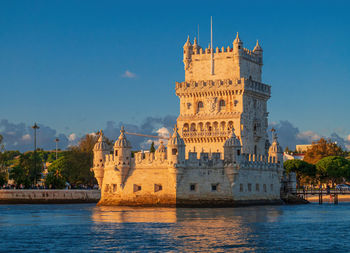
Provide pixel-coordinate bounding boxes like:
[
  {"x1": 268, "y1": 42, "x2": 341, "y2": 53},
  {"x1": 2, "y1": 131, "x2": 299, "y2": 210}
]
[{"x1": 211, "y1": 16, "x2": 214, "y2": 75}]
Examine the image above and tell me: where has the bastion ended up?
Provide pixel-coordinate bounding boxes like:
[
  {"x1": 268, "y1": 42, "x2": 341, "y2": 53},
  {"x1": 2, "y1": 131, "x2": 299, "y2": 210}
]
[{"x1": 92, "y1": 33, "x2": 285, "y2": 207}]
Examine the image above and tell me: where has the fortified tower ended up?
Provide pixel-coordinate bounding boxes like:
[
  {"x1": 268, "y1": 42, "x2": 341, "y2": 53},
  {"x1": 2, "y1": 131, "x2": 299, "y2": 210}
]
[{"x1": 176, "y1": 33, "x2": 270, "y2": 155}]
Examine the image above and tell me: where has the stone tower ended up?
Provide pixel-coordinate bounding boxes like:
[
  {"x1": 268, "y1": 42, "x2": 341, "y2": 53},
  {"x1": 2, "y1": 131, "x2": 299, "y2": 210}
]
[
  {"x1": 176, "y1": 33, "x2": 271, "y2": 156},
  {"x1": 92, "y1": 130, "x2": 110, "y2": 188}
]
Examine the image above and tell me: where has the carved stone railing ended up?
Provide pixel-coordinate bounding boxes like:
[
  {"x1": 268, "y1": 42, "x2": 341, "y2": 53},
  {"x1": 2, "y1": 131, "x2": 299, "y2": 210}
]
[{"x1": 182, "y1": 130, "x2": 229, "y2": 138}]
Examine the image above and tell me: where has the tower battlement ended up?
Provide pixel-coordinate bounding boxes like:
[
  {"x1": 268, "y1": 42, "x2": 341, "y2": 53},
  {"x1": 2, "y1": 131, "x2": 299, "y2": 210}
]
[{"x1": 183, "y1": 33, "x2": 263, "y2": 82}]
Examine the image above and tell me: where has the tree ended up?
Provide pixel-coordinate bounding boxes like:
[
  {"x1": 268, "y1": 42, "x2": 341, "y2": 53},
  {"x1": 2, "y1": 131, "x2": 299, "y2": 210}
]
[
  {"x1": 150, "y1": 142, "x2": 155, "y2": 153},
  {"x1": 316, "y1": 156, "x2": 350, "y2": 186},
  {"x1": 304, "y1": 138, "x2": 345, "y2": 164},
  {"x1": 284, "y1": 159, "x2": 316, "y2": 187},
  {"x1": 9, "y1": 152, "x2": 43, "y2": 187}
]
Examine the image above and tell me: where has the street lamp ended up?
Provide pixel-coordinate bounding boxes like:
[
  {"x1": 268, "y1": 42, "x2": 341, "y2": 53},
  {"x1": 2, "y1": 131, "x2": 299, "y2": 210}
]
[
  {"x1": 32, "y1": 122, "x2": 39, "y2": 186},
  {"x1": 55, "y1": 138, "x2": 59, "y2": 160}
]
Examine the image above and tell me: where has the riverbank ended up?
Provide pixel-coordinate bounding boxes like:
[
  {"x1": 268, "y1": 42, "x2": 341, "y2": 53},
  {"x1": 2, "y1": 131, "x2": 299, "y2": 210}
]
[
  {"x1": 305, "y1": 194, "x2": 350, "y2": 203},
  {"x1": 0, "y1": 189, "x2": 101, "y2": 204}
]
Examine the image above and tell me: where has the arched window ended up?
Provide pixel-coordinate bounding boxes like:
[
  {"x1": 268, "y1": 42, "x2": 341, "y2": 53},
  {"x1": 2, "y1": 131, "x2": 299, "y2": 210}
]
[
  {"x1": 190, "y1": 123, "x2": 196, "y2": 131},
  {"x1": 183, "y1": 123, "x2": 189, "y2": 132},
  {"x1": 219, "y1": 100, "x2": 226, "y2": 112},
  {"x1": 197, "y1": 101, "x2": 204, "y2": 113},
  {"x1": 254, "y1": 145, "x2": 257, "y2": 155},
  {"x1": 172, "y1": 148, "x2": 178, "y2": 155}
]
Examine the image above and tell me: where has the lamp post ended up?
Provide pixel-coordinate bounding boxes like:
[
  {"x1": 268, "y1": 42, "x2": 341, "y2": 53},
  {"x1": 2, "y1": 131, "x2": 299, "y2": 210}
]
[
  {"x1": 55, "y1": 138, "x2": 59, "y2": 160},
  {"x1": 32, "y1": 123, "x2": 39, "y2": 186}
]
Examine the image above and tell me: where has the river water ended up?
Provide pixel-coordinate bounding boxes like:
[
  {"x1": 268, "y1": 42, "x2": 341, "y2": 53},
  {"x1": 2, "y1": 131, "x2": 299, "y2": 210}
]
[{"x1": 0, "y1": 203, "x2": 349, "y2": 252}]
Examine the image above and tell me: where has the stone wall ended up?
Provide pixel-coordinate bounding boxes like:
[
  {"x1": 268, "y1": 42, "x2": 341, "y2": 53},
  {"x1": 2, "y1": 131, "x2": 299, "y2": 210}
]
[{"x1": 0, "y1": 190, "x2": 101, "y2": 204}]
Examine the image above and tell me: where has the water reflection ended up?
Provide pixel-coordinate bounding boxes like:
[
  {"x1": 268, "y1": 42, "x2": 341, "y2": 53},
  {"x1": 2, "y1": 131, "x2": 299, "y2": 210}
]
[{"x1": 91, "y1": 206, "x2": 283, "y2": 252}]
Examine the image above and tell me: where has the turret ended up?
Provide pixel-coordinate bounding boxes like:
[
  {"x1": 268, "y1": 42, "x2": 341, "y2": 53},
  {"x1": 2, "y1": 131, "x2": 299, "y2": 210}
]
[
  {"x1": 92, "y1": 130, "x2": 110, "y2": 188},
  {"x1": 223, "y1": 127, "x2": 242, "y2": 163},
  {"x1": 183, "y1": 36, "x2": 193, "y2": 70},
  {"x1": 113, "y1": 126, "x2": 132, "y2": 185},
  {"x1": 167, "y1": 125, "x2": 186, "y2": 166},
  {"x1": 233, "y1": 32, "x2": 243, "y2": 54},
  {"x1": 155, "y1": 141, "x2": 167, "y2": 161},
  {"x1": 193, "y1": 37, "x2": 200, "y2": 54},
  {"x1": 253, "y1": 40, "x2": 263, "y2": 64},
  {"x1": 268, "y1": 129, "x2": 283, "y2": 164}
]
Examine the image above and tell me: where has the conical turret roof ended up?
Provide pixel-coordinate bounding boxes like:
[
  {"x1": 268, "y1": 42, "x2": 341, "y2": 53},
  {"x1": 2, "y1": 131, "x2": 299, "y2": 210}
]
[
  {"x1": 93, "y1": 130, "x2": 110, "y2": 151},
  {"x1": 114, "y1": 126, "x2": 131, "y2": 148},
  {"x1": 168, "y1": 125, "x2": 185, "y2": 146},
  {"x1": 156, "y1": 141, "x2": 167, "y2": 153},
  {"x1": 268, "y1": 130, "x2": 283, "y2": 153},
  {"x1": 253, "y1": 40, "x2": 263, "y2": 52},
  {"x1": 183, "y1": 35, "x2": 192, "y2": 48},
  {"x1": 224, "y1": 127, "x2": 241, "y2": 147},
  {"x1": 233, "y1": 32, "x2": 242, "y2": 44}
]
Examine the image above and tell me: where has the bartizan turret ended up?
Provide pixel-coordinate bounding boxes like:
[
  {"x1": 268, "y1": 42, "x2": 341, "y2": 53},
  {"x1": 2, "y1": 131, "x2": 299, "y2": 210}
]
[
  {"x1": 167, "y1": 125, "x2": 186, "y2": 166},
  {"x1": 268, "y1": 129, "x2": 283, "y2": 164},
  {"x1": 92, "y1": 130, "x2": 110, "y2": 189},
  {"x1": 224, "y1": 127, "x2": 241, "y2": 187},
  {"x1": 224, "y1": 127, "x2": 242, "y2": 164},
  {"x1": 113, "y1": 126, "x2": 132, "y2": 186},
  {"x1": 183, "y1": 36, "x2": 193, "y2": 70},
  {"x1": 233, "y1": 32, "x2": 243, "y2": 55}
]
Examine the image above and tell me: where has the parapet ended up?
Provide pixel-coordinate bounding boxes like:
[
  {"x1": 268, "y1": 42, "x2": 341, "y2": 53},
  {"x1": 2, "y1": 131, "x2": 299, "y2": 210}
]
[{"x1": 175, "y1": 78, "x2": 270, "y2": 97}]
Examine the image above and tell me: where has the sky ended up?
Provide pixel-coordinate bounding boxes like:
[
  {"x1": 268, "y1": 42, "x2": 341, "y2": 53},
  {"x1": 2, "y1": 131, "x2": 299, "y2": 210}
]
[{"x1": 0, "y1": 0, "x2": 349, "y2": 151}]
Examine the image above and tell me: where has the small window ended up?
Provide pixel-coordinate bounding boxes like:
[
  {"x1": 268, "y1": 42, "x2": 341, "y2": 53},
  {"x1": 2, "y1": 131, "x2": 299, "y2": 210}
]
[
  {"x1": 240, "y1": 184, "x2": 243, "y2": 192},
  {"x1": 197, "y1": 101, "x2": 204, "y2": 113},
  {"x1": 270, "y1": 184, "x2": 273, "y2": 191},
  {"x1": 172, "y1": 148, "x2": 177, "y2": 155},
  {"x1": 104, "y1": 184, "x2": 109, "y2": 193},
  {"x1": 190, "y1": 184, "x2": 196, "y2": 191},
  {"x1": 154, "y1": 184, "x2": 163, "y2": 192},
  {"x1": 237, "y1": 150, "x2": 240, "y2": 156},
  {"x1": 100, "y1": 159, "x2": 102, "y2": 162},
  {"x1": 263, "y1": 184, "x2": 267, "y2": 192},
  {"x1": 133, "y1": 184, "x2": 142, "y2": 192},
  {"x1": 187, "y1": 103, "x2": 192, "y2": 109},
  {"x1": 248, "y1": 183, "x2": 252, "y2": 192},
  {"x1": 112, "y1": 184, "x2": 117, "y2": 193},
  {"x1": 211, "y1": 184, "x2": 219, "y2": 192},
  {"x1": 115, "y1": 150, "x2": 118, "y2": 156},
  {"x1": 256, "y1": 184, "x2": 260, "y2": 192}
]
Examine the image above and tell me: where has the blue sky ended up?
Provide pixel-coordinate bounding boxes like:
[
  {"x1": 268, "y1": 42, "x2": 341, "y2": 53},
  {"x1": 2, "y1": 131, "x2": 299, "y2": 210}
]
[{"x1": 0, "y1": 0, "x2": 349, "y2": 151}]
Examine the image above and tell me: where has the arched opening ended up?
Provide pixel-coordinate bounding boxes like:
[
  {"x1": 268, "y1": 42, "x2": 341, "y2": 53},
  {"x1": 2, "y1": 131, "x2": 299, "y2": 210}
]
[
  {"x1": 220, "y1": 121, "x2": 226, "y2": 131},
  {"x1": 172, "y1": 148, "x2": 178, "y2": 155},
  {"x1": 190, "y1": 123, "x2": 196, "y2": 131},
  {"x1": 198, "y1": 122, "x2": 204, "y2": 131},
  {"x1": 254, "y1": 145, "x2": 257, "y2": 155},
  {"x1": 228, "y1": 121, "x2": 234, "y2": 130},
  {"x1": 219, "y1": 99, "x2": 226, "y2": 112},
  {"x1": 213, "y1": 122, "x2": 218, "y2": 132},
  {"x1": 197, "y1": 101, "x2": 204, "y2": 113},
  {"x1": 205, "y1": 122, "x2": 211, "y2": 132},
  {"x1": 183, "y1": 123, "x2": 189, "y2": 132}
]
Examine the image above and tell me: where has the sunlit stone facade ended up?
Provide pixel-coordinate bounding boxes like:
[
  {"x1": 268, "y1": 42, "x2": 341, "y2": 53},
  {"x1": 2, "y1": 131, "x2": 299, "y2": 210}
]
[{"x1": 92, "y1": 33, "x2": 284, "y2": 206}]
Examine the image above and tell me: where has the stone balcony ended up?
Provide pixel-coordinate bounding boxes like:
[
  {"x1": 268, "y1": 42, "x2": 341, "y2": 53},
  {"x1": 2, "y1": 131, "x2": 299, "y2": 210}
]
[{"x1": 182, "y1": 130, "x2": 230, "y2": 139}]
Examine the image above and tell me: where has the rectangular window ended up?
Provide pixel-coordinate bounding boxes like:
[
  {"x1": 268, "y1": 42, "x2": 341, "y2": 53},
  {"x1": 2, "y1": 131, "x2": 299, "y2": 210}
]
[
  {"x1": 211, "y1": 184, "x2": 219, "y2": 192},
  {"x1": 248, "y1": 183, "x2": 252, "y2": 192},
  {"x1": 256, "y1": 184, "x2": 259, "y2": 192},
  {"x1": 112, "y1": 184, "x2": 117, "y2": 193},
  {"x1": 240, "y1": 184, "x2": 243, "y2": 192},
  {"x1": 190, "y1": 184, "x2": 197, "y2": 191},
  {"x1": 263, "y1": 184, "x2": 267, "y2": 192},
  {"x1": 154, "y1": 184, "x2": 163, "y2": 192},
  {"x1": 104, "y1": 184, "x2": 109, "y2": 193},
  {"x1": 270, "y1": 184, "x2": 273, "y2": 191},
  {"x1": 133, "y1": 184, "x2": 142, "y2": 192}
]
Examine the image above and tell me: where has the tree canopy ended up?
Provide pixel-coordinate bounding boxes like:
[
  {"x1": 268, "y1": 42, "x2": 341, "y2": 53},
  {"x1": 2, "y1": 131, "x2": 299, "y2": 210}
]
[
  {"x1": 316, "y1": 156, "x2": 350, "y2": 185},
  {"x1": 303, "y1": 138, "x2": 345, "y2": 164},
  {"x1": 284, "y1": 159, "x2": 316, "y2": 186}
]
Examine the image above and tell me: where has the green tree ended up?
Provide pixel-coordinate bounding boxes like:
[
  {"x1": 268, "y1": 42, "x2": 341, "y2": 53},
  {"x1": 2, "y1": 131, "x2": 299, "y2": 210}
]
[
  {"x1": 9, "y1": 152, "x2": 43, "y2": 187},
  {"x1": 316, "y1": 156, "x2": 350, "y2": 186},
  {"x1": 284, "y1": 159, "x2": 316, "y2": 187},
  {"x1": 150, "y1": 142, "x2": 155, "y2": 153},
  {"x1": 304, "y1": 138, "x2": 345, "y2": 164},
  {"x1": 45, "y1": 166, "x2": 66, "y2": 189}
]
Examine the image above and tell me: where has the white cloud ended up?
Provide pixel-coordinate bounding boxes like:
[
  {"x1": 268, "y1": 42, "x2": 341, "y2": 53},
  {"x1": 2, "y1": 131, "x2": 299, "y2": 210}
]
[
  {"x1": 68, "y1": 133, "x2": 77, "y2": 142},
  {"x1": 122, "y1": 70, "x2": 136, "y2": 78},
  {"x1": 21, "y1": 134, "x2": 31, "y2": 141},
  {"x1": 297, "y1": 131, "x2": 321, "y2": 142}
]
